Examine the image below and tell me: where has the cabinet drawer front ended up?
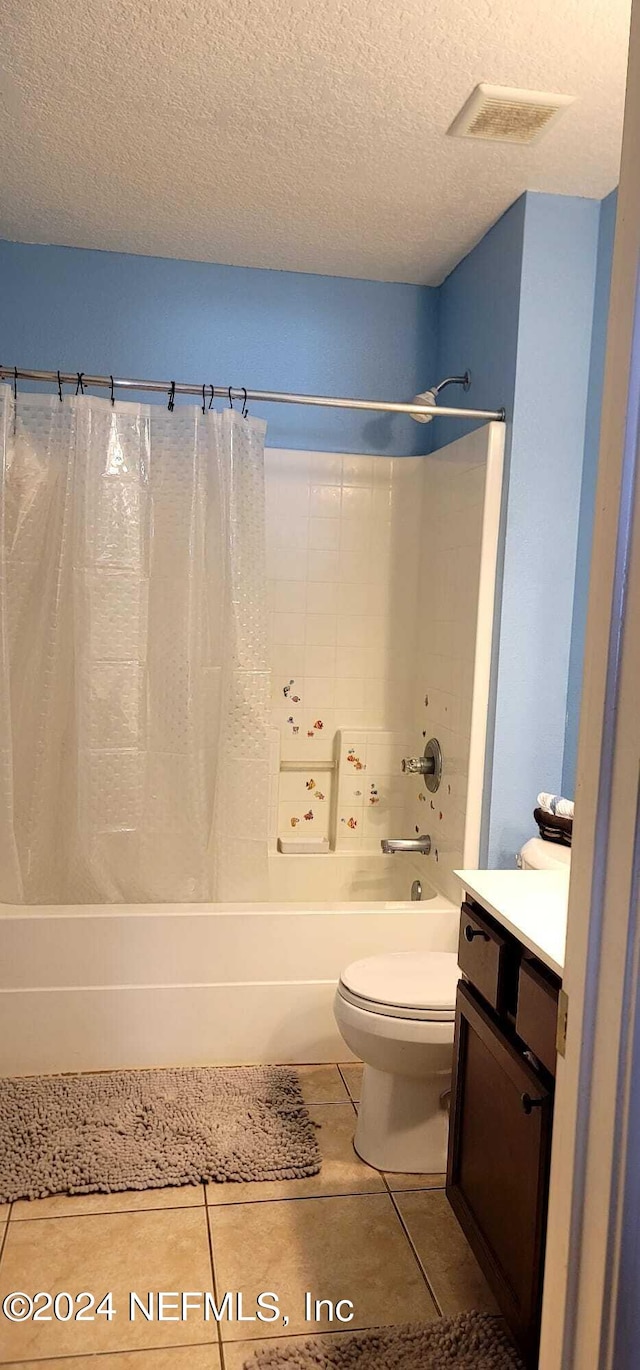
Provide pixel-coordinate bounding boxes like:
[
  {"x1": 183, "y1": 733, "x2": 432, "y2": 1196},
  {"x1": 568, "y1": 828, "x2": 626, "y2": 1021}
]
[
  {"x1": 516, "y1": 959, "x2": 560, "y2": 1076},
  {"x1": 458, "y1": 902, "x2": 508, "y2": 1011}
]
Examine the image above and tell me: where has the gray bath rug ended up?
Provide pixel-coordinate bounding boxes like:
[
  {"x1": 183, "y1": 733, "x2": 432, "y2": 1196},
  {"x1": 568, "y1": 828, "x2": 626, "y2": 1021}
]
[
  {"x1": 0, "y1": 1065, "x2": 321, "y2": 1202},
  {"x1": 241, "y1": 1316, "x2": 524, "y2": 1369}
]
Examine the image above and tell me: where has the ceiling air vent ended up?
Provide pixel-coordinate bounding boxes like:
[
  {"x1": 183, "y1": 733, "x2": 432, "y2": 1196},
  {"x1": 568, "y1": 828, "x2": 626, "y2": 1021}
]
[{"x1": 448, "y1": 83, "x2": 576, "y2": 145}]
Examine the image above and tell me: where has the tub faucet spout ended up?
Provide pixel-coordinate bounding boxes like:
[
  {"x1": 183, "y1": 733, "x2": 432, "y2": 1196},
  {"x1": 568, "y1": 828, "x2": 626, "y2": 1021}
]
[{"x1": 381, "y1": 835, "x2": 431, "y2": 855}]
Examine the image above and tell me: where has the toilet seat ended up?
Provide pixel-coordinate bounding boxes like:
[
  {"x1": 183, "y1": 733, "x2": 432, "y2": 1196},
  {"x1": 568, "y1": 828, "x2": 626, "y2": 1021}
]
[{"x1": 337, "y1": 951, "x2": 459, "y2": 1022}]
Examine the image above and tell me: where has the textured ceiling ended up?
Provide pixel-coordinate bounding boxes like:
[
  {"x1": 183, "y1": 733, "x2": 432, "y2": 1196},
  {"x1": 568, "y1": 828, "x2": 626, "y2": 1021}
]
[{"x1": 0, "y1": 0, "x2": 631, "y2": 284}]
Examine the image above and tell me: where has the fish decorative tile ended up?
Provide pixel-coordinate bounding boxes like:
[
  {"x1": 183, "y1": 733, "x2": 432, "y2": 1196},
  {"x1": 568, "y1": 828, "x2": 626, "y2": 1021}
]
[
  {"x1": 290, "y1": 816, "x2": 300, "y2": 827},
  {"x1": 306, "y1": 778, "x2": 316, "y2": 790},
  {"x1": 283, "y1": 680, "x2": 301, "y2": 703},
  {"x1": 369, "y1": 784, "x2": 380, "y2": 806},
  {"x1": 314, "y1": 790, "x2": 325, "y2": 800},
  {"x1": 303, "y1": 809, "x2": 314, "y2": 822},
  {"x1": 347, "y1": 750, "x2": 365, "y2": 770},
  {"x1": 313, "y1": 719, "x2": 324, "y2": 730},
  {"x1": 340, "y1": 816, "x2": 359, "y2": 830}
]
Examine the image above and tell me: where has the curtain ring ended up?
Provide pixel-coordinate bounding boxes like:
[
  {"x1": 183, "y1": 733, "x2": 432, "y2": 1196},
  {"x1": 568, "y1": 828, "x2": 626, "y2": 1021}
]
[
  {"x1": 57, "y1": 370, "x2": 63, "y2": 402},
  {"x1": 110, "y1": 375, "x2": 115, "y2": 407},
  {"x1": 241, "y1": 387, "x2": 248, "y2": 418},
  {"x1": 202, "y1": 384, "x2": 206, "y2": 415},
  {"x1": 167, "y1": 380, "x2": 175, "y2": 412},
  {"x1": 208, "y1": 384, "x2": 215, "y2": 410},
  {"x1": 228, "y1": 387, "x2": 234, "y2": 409},
  {"x1": 75, "y1": 372, "x2": 85, "y2": 396}
]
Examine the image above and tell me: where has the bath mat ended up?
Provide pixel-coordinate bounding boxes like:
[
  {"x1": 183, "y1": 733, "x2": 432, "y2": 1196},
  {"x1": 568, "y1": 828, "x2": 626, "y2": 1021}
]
[
  {"x1": 0, "y1": 1065, "x2": 321, "y2": 1202},
  {"x1": 241, "y1": 1315, "x2": 524, "y2": 1369}
]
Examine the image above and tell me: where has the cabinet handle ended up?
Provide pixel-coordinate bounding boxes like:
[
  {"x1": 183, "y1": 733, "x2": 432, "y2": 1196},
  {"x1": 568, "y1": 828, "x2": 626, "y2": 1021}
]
[
  {"x1": 521, "y1": 1092, "x2": 545, "y2": 1115},
  {"x1": 464, "y1": 924, "x2": 489, "y2": 942}
]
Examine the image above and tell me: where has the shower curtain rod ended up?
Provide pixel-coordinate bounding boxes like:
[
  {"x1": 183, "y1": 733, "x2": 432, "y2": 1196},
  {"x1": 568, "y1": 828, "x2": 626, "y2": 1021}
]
[{"x1": 0, "y1": 367, "x2": 506, "y2": 423}]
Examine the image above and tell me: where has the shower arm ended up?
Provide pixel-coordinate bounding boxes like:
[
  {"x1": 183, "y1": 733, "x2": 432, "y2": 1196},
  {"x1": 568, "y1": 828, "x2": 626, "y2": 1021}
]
[
  {"x1": 0, "y1": 367, "x2": 505, "y2": 424},
  {"x1": 431, "y1": 372, "x2": 471, "y2": 396}
]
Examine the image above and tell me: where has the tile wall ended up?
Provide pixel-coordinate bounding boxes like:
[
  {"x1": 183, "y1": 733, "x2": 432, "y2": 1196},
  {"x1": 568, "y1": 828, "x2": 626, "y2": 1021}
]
[
  {"x1": 406, "y1": 446, "x2": 488, "y2": 901},
  {"x1": 265, "y1": 450, "x2": 424, "y2": 851},
  {"x1": 264, "y1": 441, "x2": 491, "y2": 879}
]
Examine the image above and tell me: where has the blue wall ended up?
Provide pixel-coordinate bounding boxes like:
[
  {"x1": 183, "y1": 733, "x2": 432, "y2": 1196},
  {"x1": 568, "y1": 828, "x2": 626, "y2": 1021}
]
[
  {"x1": 0, "y1": 241, "x2": 439, "y2": 456},
  {"x1": 563, "y1": 189, "x2": 618, "y2": 793},
  {"x1": 435, "y1": 197, "x2": 526, "y2": 450},
  {"x1": 435, "y1": 192, "x2": 601, "y2": 866}
]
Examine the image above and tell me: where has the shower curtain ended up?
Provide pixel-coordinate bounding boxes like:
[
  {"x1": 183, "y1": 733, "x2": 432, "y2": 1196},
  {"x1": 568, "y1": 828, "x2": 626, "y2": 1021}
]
[{"x1": 0, "y1": 386, "x2": 271, "y2": 903}]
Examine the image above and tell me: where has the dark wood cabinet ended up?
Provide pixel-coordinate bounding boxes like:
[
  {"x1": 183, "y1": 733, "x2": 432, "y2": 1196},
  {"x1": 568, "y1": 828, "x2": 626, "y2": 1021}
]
[{"x1": 447, "y1": 898, "x2": 560, "y2": 1367}]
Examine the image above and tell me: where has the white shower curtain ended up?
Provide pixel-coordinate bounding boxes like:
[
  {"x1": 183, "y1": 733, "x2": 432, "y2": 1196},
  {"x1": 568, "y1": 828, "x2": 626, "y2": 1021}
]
[{"x1": 0, "y1": 386, "x2": 271, "y2": 903}]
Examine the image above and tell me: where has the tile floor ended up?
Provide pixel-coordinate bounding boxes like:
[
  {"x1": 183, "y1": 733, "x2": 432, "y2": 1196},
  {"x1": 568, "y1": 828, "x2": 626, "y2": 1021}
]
[{"x1": 0, "y1": 1065, "x2": 498, "y2": 1370}]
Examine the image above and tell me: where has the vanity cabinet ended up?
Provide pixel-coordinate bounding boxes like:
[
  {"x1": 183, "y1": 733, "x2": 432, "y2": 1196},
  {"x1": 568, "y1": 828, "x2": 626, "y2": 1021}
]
[{"x1": 447, "y1": 897, "x2": 561, "y2": 1367}]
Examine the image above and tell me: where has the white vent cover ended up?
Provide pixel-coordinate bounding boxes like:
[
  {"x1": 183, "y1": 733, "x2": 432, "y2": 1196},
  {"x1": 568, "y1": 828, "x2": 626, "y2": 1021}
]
[{"x1": 448, "y1": 83, "x2": 576, "y2": 145}]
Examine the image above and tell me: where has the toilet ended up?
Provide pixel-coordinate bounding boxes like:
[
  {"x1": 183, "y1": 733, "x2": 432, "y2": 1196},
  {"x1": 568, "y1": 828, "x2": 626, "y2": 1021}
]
[
  {"x1": 518, "y1": 836, "x2": 571, "y2": 870},
  {"x1": 334, "y1": 950, "x2": 460, "y2": 1173}
]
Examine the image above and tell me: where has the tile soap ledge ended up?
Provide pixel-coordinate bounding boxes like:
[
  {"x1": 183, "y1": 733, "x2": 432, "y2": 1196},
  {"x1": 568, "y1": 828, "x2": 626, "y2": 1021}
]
[{"x1": 454, "y1": 868, "x2": 569, "y2": 978}]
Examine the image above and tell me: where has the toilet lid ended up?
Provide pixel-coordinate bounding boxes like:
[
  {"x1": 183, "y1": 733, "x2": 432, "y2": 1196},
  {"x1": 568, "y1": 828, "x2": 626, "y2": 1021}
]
[{"x1": 338, "y1": 951, "x2": 459, "y2": 1021}]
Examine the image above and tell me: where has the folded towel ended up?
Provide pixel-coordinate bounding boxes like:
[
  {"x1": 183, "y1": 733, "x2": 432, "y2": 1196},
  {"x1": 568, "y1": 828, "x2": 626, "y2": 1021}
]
[
  {"x1": 537, "y1": 792, "x2": 574, "y2": 819},
  {"x1": 534, "y1": 807, "x2": 572, "y2": 847}
]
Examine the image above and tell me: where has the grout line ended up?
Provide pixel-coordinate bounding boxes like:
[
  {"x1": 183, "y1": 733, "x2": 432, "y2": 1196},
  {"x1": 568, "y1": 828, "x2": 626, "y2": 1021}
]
[
  {"x1": 204, "y1": 1190, "x2": 226, "y2": 1370},
  {"x1": 386, "y1": 1189, "x2": 443, "y2": 1318},
  {"x1": 8, "y1": 1199, "x2": 206, "y2": 1223},
  {"x1": 336, "y1": 1063, "x2": 360, "y2": 1105},
  {"x1": 220, "y1": 1323, "x2": 361, "y2": 1349},
  {"x1": 384, "y1": 1183, "x2": 446, "y2": 1195},
  {"x1": 0, "y1": 1205, "x2": 11, "y2": 1263},
  {"x1": 0, "y1": 1338, "x2": 220, "y2": 1366},
  {"x1": 205, "y1": 1185, "x2": 386, "y2": 1209}
]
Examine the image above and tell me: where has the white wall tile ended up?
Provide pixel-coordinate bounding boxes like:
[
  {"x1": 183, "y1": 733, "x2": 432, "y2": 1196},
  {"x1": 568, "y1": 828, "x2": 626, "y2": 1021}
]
[
  {"x1": 305, "y1": 615, "x2": 338, "y2": 645},
  {"x1": 310, "y1": 484, "x2": 342, "y2": 516},
  {"x1": 309, "y1": 517, "x2": 340, "y2": 550},
  {"x1": 306, "y1": 582, "x2": 339, "y2": 614},
  {"x1": 272, "y1": 612, "x2": 307, "y2": 646},
  {"x1": 304, "y1": 644, "x2": 337, "y2": 677},
  {"x1": 308, "y1": 549, "x2": 340, "y2": 582},
  {"x1": 274, "y1": 581, "x2": 308, "y2": 613},
  {"x1": 341, "y1": 486, "x2": 372, "y2": 519},
  {"x1": 264, "y1": 444, "x2": 492, "y2": 874}
]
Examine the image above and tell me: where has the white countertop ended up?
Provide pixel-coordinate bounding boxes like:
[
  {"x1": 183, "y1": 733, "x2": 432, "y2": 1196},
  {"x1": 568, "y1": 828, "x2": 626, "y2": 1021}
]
[{"x1": 454, "y1": 868, "x2": 569, "y2": 978}]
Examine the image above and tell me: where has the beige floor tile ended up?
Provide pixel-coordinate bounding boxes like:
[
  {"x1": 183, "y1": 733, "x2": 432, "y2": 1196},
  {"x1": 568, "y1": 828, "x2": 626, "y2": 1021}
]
[
  {"x1": 395, "y1": 1189, "x2": 500, "y2": 1316},
  {"x1": 223, "y1": 1329, "x2": 359, "y2": 1369},
  {"x1": 206, "y1": 1104, "x2": 383, "y2": 1207},
  {"x1": 209, "y1": 1192, "x2": 438, "y2": 1342},
  {"x1": 1, "y1": 1348, "x2": 221, "y2": 1370},
  {"x1": 11, "y1": 1183, "x2": 206, "y2": 1221},
  {"x1": 338, "y1": 1064, "x2": 363, "y2": 1103},
  {"x1": 384, "y1": 1171, "x2": 446, "y2": 1192},
  {"x1": 296, "y1": 1066, "x2": 350, "y2": 1104},
  {"x1": 0, "y1": 1208, "x2": 218, "y2": 1360}
]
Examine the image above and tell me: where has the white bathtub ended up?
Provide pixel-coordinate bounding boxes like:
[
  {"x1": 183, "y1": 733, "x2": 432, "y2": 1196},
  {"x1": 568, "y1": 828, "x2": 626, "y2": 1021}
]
[{"x1": 0, "y1": 853, "x2": 458, "y2": 1075}]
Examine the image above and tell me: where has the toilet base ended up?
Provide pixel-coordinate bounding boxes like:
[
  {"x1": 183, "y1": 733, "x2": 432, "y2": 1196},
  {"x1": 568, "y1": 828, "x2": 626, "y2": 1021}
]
[{"x1": 354, "y1": 1064, "x2": 450, "y2": 1173}]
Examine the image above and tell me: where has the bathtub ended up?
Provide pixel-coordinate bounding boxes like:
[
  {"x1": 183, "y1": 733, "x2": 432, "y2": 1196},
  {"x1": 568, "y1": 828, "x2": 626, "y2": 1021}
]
[{"x1": 0, "y1": 852, "x2": 458, "y2": 1075}]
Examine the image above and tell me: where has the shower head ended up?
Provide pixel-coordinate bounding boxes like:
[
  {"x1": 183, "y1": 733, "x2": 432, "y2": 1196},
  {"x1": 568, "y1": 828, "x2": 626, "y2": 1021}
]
[{"x1": 410, "y1": 371, "x2": 471, "y2": 423}]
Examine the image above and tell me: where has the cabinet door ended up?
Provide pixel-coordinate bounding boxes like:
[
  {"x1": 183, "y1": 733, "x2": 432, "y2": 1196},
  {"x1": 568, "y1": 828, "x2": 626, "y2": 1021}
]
[{"x1": 446, "y1": 981, "x2": 553, "y2": 1367}]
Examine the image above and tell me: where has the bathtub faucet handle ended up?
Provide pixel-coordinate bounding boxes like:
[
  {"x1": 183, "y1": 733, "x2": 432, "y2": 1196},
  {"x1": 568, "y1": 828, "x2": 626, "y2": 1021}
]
[{"x1": 402, "y1": 738, "x2": 442, "y2": 793}]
